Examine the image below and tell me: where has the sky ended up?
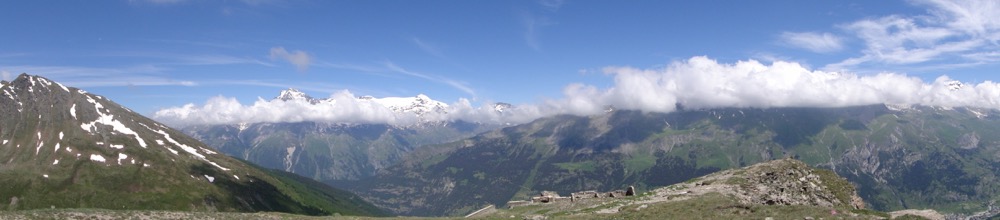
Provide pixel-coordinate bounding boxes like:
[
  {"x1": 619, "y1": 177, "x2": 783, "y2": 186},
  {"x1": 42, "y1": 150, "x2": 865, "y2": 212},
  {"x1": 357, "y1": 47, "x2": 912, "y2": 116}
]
[{"x1": 3, "y1": 0, "x2": 1000, "y2": 126}]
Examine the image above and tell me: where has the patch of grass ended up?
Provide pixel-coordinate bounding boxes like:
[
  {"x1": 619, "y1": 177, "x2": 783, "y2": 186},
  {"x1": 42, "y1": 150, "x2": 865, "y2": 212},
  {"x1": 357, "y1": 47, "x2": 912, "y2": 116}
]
[
  {"x1": 624, "y1": 154, "x2": 656, "y2": 173},
  {"x1": 894, "y1": 214, "x2": 932, "y2": 220},
  {"x1": 813, "y1": 168, "x2": 856, "y2": 208},
  {"x1": 554, "y1": 161, "x2": 597, "y2": 172},
  {"x1": 724, "y1": 176, "x2": 748, "y2": 185},
  {"x1": 850, "y1": 209, "x2": 890, "y2": 219}
]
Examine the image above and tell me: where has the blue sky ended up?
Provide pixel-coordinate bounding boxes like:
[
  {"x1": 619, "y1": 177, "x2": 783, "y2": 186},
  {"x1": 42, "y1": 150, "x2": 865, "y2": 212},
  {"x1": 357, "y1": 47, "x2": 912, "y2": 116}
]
[{"x1": 3, "y1": 0, "x2": 1000, "y2": 119}]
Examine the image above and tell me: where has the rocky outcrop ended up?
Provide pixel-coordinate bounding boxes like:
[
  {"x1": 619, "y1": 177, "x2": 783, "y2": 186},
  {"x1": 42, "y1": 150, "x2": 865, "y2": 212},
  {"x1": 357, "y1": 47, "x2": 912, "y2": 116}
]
[
  {"x1": 644, "y1": 158, "x2": 865, "y2": 211},
  {"x1": 731, "y1": 158, "x2": 864, "y2": 209}
]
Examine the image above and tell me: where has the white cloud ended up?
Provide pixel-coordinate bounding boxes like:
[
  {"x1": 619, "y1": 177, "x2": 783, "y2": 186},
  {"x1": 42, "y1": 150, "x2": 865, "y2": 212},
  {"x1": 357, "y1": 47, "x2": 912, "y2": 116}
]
[
  {"x1": 780, "y1": 32, "x2": 844, "y2": 53},
  {"x1": 412, "y1": 38, "x2": 446, "y2": 60},
  {"x1": 1, "y1": 65, "x2": 197, "y2": 87},
  {"x1": 521, "y1": 13, "x2": 556, "y2": 51},
  {"x1": 568, "y1": 57, "x2": 1000, "y2": 113},
  {"x1": 153, "y1": 91, "x2": 531, "y2": 127},
  {"x1": 539, "y1": 0, "x2": 565, "y2": 11},
  {"x1": 269, "y1": 47, "x2": 312, "y2": 71},
  {"x1": 155, "y1": 56, "x2": 1000, "y2": 127},
  {"x1": 383, "y1": 62, "x2": 477, "y2": 97},
  {"x1": 823, "y1": 0, "x2": 1000, "y2": 71}
]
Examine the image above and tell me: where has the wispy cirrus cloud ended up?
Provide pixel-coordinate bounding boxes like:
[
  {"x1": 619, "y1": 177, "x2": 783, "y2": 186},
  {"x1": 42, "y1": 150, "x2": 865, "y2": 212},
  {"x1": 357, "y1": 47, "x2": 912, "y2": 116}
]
[
  {"x1": 130, "y1": 0, "x2": 186, "y2": 5},
  {"x1": 269, "y1": 47, "x2": 312, "y2": 71},
  {"x1": 520, "y1": 13, "x2": 556, "y2": 52},
  {"x1": 819, "y1": 0, "x2": 1000, "y2": 72},
  {"x1": 779, "y1": 32, "x2": 844, "y2": 53},
  {"x1": 313, "y1": 60, "x2": 476, "y2": 97},
  {"x1": 102, "y1": 52, "x2": 274, "y2": 67},
  {"x1": 539, "y1": 0, "x2": 565, "y2": 11},
  {"x1": 411, "y1": 37, "x2": 447, "y2": 60},
  {"x1": 383, "y1": 62, "x2": 476, "y2": 97},
  {"x1": 0, "y1": 65, "x2": 195, "y2": 87}
]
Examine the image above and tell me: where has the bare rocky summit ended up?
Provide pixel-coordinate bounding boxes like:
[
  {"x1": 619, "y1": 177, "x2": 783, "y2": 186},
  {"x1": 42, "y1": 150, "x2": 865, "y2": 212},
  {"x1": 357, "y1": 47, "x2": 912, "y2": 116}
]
[
  {"x1": 483, "y1": 158, "x2": 886, "y2": 219},
  {"x1": 596, "y1": 158, "x2": 866, "y2": 214}
]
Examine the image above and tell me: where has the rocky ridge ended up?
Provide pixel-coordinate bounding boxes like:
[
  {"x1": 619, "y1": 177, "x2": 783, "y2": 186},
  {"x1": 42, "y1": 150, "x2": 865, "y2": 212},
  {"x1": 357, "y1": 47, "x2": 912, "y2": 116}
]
[
  {"x1": 483, "y1": 159, "x2": 895, "y2": 219},
  {"x1": 474, "y1": 159, "x2": 912, "y2": 219},
  {"x1": 595, "y1": 158, "x2": 865, "y2": 214}
]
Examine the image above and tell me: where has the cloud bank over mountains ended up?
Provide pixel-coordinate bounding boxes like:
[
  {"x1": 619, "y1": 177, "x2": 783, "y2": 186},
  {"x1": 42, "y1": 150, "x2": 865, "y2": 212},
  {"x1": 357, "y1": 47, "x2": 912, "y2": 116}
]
[{"x1": 154, "y1": 56, "x2": 1000, "y2": 127}]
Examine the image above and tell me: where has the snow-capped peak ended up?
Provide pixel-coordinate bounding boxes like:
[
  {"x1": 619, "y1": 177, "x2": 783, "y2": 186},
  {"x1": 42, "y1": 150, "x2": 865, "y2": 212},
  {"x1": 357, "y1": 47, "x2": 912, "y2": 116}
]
[
  {"x1": 275, "y1": 88, "x2": 316, "y2": 102},
  {"x1": 494, "y1": 102, "x2": 512, "y2": 113},
  {"x1": 368, "y1": 94, "x2": 449, "y2": 116},
  {"x1": 272, "y1": 89, "x2": 449, "y2": 116}
]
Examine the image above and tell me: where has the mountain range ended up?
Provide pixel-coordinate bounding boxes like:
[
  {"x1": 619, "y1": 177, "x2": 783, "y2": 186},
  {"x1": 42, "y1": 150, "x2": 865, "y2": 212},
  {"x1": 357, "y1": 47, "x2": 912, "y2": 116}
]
[
  {"x1": 0, "y1": 74, "x2": 384, "y2": 216},
  {"x1": 327, "y1": 104, "x2": 1000, "y2": 217},
  {"x1": 275, "y1": 88, "x2": 451, "y2": 117},
  {"x1": 10, "y1": 73, "x2": 1000, "y2": 218},
  {"x1": 182, "y1": 89, "x2": 504, "y2": 181}
]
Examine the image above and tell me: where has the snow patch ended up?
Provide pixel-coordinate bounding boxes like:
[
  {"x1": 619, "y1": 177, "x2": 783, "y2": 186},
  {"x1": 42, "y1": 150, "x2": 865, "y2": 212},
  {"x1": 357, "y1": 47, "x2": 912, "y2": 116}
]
[
  {"x1": 58, "y1": 132, "x2": 63, "y2": 140},
  {"x1": 233, "y1": 175, "x2": 240, "y2": 180},
  {"x1": 89, "y1": 154, "x2": 106, "y2": 163},
  {"x1": 53, "y1": 159, "x2": 59, "y2": 165},
  {"x1": 54, "y1": 143, "x2": 60, "y2": 152},
  {"x1": 117, "y1": 153, "x2": 128, "y2": 165},
  {"x1": 35, "y1": 141, "x2": 43, "y2": 155},
  {"x1": 143, "y1": 163, "x2": 150, "y2": 167},
  {"x1": 2, "y1": 140, "x2": 7, "y2": 145},
  {"x1": 79, "y1": 95, "x2": 147, "y2": 148},
  {"x1": 200, "y1": 147, "x2": 217, "y2": 155},
  {"x1": 155, "y1": 140, "x2": 165, "y2": 145},
  {"x1": 152, "y1": 129, "x2": 228, "y2": 171},
  {"x1": 55, "y1": 81, "x2": 70, "y2": 92},
  {"x1": 204, "y1": 175, "x2": 215, "y2": 183},
  {"x1": 69, "y1": 104, "x2": 76, "y2": 120},
  {"x1": 165, "y1": 147, "x2": 179, "y2": 155},
  {"x1": 42, "y1": 174, "x2": 48, "y2": 178},
  {"x1": 970, "y1": 109, "x2": 988, "y2": 119},
  {"x1": 110, "y1": 144, "x2": 124, "y2": 149}
]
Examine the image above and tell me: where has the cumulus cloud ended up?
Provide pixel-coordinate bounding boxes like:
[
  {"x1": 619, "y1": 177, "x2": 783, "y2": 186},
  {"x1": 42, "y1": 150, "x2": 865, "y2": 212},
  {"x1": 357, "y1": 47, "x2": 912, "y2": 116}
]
[
  {"x1": 566, "y1": 56, "x2": 1000, "y2": 113},
  {"x1": 269, "y1": 47, "x2": 312, "y2": 71},
  {"x1": 780, "y1": 32, "x2": 844, "y2": 53},
  {"x1": 153, "y1": 90, "x2": 540, "y2": 127},
  {"x1": 155, "y1": 56, "x2": 1000, "y2": 127}
]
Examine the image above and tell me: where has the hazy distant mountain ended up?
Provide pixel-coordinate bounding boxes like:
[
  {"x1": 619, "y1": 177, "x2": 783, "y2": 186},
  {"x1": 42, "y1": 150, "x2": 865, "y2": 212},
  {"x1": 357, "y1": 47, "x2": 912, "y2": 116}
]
[
  {"x1": 0, "y1": 74, "x2": 384, "y2": 216},
  {"x1": 335, "y1": 105, "x2": 1000, "y2": 216},
  {"x1": 183, "y1": 89, "x2": 504, "y2": 181}
]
